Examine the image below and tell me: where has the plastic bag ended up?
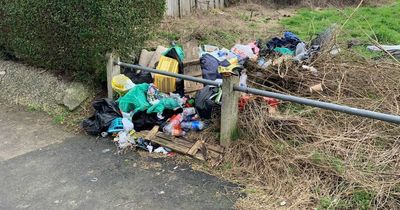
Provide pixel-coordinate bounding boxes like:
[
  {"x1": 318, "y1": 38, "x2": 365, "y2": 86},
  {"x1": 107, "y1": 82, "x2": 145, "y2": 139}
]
[
  {"x1": 81, "y1": 115, "x2": 100, "y2": 135},
  {"x1": 147, "y1": 84, "x2": 161, "y2": 105},
  {"x1": 231, "y1": 44, "x2": 257, "y2": 61},
  {"x1": 147, "y1": 98, "x2": 181, "y2": 115},
  {"x1": 195, "y1": 86, "x2": 220, "y2": 119},
  {"x1": 164, "y1": 45, "x2": 185, "y2": 62},
  {"x1": 118, "y1": 83, "x2": 150, "y2": 114},
  {"x1": 81, "y1": 98, "x2": 121, "y2": 135},
  {"x1": 274, "y1": 47, "x2": 294, "y2": 56},
  {"x1": 112, "y1": 74, "x2": 135, "y2": 96},
  {"x1": 123, "y1": 67, "x2": 154, "y2": 84}
]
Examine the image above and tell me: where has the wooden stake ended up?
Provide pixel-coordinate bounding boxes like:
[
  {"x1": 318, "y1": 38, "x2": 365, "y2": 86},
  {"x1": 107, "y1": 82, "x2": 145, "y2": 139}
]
[
  {"x1": 106, "y1": 52, "x2": 120, "y2": 99},
  {"x1": 220, "y1": 75, "x2": 240, "y2": 147}
]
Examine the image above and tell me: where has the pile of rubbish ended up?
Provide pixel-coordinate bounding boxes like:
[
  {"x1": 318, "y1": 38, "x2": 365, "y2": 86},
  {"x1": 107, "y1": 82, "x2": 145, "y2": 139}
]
[
  {"x1": 81, "y1": 44, "x2": 220, "y2": 155},
  {"x1": 197, "y1": 26, "x2": 343, "y2": 97},
  {"x1": 81, "y1": 28, "x2": 339, "y2": 155}
]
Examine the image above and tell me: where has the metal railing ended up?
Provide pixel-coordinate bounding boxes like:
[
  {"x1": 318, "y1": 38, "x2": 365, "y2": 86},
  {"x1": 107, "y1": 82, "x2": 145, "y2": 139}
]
[{"x1": 115, "y1": 61, "x2": 400, "y2": 124}]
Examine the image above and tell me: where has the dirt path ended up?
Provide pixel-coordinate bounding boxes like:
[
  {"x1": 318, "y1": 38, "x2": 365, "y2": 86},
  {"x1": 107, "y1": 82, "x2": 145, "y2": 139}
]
[{"x1": 0, "y1": 102, "x2": 240, "y2": 210}]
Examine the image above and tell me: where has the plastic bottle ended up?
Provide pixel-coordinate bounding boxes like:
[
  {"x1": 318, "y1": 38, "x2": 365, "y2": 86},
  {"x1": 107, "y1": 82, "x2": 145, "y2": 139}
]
[
  {"x1": 163, "y1": 124, "x2": 186, "y2": 136},
  {"x1": 186, "y1": 98, "x2": 195, "y2": 107},
  {"x1": 168, "y1": 114, "x2": 183, "y2": 127},
  {"x1": 181, "y1": 121, "x2": 205, "y2": 131},
  {"x1": 182, "y1": 107, "x2": 196, "y2": 118},
  {"x1": 163, "y1": 114, "x2": 186, "y2": 136},
  {"x1": 239, "y1": 69, "x2": 248, "y2": 88},
  {"x1": 257, "y1": 58, "x2": 272, "y2": 69},
  {"x1": 171, "y1": 126, "x2": 186, "y2": 136}
]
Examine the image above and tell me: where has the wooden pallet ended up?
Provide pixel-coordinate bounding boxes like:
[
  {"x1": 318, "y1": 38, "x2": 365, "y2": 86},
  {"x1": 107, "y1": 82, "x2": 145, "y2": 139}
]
[
  {"x1": 137, "y1": 126, "x2": 225, "y2": 161},
  {"x1": 183, "y1": 59, "x2": 203, "y2": 96}
]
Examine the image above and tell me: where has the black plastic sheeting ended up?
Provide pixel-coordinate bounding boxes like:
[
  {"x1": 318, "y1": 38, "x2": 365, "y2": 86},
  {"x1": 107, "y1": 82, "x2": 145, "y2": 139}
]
[{"x1": 81, "y1": 98, "x2": 122, "y2": 135}]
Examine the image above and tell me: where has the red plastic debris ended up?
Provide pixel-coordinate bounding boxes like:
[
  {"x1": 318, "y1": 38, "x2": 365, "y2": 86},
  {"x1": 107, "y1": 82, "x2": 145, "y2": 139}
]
[
  {"x1": 239, "y1": 95, "x2": 251, "y2": 111},
  {"x1": 167, "y1": 152, "x2": 176, "y2": 157},
  {"x1": 263, "y1": 97, "x2": 280, "y2": 108}
]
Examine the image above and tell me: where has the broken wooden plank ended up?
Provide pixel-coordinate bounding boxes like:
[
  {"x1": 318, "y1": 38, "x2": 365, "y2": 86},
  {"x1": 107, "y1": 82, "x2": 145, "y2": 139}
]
[
  {"x1": 187, "y1": 140, "x2": 205, "y2": 155},
  {"x1": 183, "y1": 59, "x2": 200, "y2": 67},
  {"x1": 185, "y1": 87, "x2": 203, "y2": 94},
  {"x1": 156, "y1": 133, "x2": 224, "y2": 154},
  {"x1": 207, "y1": 150, "x2": 220, "y2": 159},
  {"x1": 156, "y1": 133, "x2": 194, "y2": 148},
  {"x1": 150, "y1": 136, "x2": 190, "y2": 154},
  {"x1": 205, "y1": 143, "x2": 225, "y2": 154},
  {"x1": 150, "y1": 136, "x2": 206, "y2": 161},
  {"x1": 145, "y1": 126, "x2": 160, "y2": 140},
  {"x1": 135, "y1": 128, "x2": 223, "y2": 161}
]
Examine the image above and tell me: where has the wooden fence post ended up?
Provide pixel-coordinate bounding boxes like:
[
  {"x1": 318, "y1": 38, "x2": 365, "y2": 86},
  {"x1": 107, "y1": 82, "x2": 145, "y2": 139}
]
[
  {"x1": 220, "y1": 75, "x2": 240, "y2": 147},
  {"x1": 106, "y1": 52, "x2": 120, "y2": 99}
]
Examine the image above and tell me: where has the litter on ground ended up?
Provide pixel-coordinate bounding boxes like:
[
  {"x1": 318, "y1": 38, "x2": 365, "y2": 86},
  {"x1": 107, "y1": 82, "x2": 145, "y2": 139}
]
[{"x1": 82, "y1": 28, "x2": 350, "y2": 161}]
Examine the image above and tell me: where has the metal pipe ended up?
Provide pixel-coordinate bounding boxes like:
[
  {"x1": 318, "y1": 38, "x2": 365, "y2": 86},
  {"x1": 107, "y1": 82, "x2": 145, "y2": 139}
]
[
  {"x1": 116, "y1": 62, "x2": 222, "y2": 87},
  {"x1": 116, "y1": 61, "x2": 400, "y2": 124},
  {"x1": 234, "y1": 85, "x2": 400, "y2": 124}
]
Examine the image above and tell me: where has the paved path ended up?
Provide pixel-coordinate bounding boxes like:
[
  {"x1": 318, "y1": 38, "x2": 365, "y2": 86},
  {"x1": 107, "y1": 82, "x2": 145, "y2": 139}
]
[{"x1": 0, "y1": 103, "x2": 239, "y2": 210}]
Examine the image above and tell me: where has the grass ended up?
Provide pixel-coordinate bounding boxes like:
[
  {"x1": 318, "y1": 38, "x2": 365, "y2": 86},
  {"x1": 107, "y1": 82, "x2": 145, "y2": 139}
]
[
  {"x1": 281, "y1": 0, "x2": 400, "y2": 56},
  {"x1": 311, "y1": 151, "x2": 345, "y2": 174},
  {"x1": 25, "y1": 100, "x2": 89, "y2": 129},
  {"x1": 146, "y1": 4, "x2": 285, "y2": 50},
  {"x1": 352, "y1": 190, "x2": 374, "y2": 210},
  {"x1": 318, "y1": 196, "x2": 350, "y2": 210},
  {"x1": 109, "y1": 3, "x2": 400, "y2": 209},
  {"x1": 191, "y1": 28, "x2": 240, "y2": 47},
  {"x1": 52, "y1": 113, "x2": 67, "y2": 124},
  {"x1": 27, "y1": 104, "x2": 41, "y2": 112}
]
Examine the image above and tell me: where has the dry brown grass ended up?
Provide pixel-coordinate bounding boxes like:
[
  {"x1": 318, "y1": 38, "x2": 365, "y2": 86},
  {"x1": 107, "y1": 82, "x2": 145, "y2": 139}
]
[
  {"x1": 216, "y1": 50, "x2": 400, "y2": 209},
  {"x1": 187, "y1": 49, "x2": 400, "y2": 209},
  {"x1": 149, "y1": 2, "x2": 400, "y2": 208},
  {"x1": 147, "y1": 4, "x2": 292, "y2": 52}
]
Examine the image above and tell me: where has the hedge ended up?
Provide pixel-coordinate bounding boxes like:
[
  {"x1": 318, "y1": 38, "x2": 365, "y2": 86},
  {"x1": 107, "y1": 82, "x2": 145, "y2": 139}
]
[{"x1": 0, "y1": 0, "x2": 166, "y2": 82}]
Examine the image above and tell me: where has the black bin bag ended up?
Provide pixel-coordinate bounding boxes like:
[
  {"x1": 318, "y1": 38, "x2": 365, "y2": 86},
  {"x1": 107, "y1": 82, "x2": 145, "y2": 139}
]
[
  {"x1": 195, "y1": 85, "x2": 220, "y2": 119},
  {"x1": 81, "y1": 98, "x2": 122, "y2": 135}
]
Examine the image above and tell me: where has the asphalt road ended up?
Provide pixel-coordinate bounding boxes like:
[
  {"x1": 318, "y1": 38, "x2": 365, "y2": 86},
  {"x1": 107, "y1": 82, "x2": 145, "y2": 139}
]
[{"x1": 0, "y1": 104, "x2": 239, "y2": 210}]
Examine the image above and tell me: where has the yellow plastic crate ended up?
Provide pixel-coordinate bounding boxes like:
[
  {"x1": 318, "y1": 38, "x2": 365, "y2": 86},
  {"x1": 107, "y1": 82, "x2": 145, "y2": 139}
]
[{"x1": 155, "y1": 56, "x2": 179, "y2": 93}]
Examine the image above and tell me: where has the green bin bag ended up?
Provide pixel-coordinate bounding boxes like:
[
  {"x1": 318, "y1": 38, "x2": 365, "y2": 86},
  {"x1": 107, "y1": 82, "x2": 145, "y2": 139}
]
[
  {"x1": 118, "y1": 83, "x2": 150, "y2": 114},
  {"x1": 147, "y1": 98, "x2": 181, "y2": 115}
]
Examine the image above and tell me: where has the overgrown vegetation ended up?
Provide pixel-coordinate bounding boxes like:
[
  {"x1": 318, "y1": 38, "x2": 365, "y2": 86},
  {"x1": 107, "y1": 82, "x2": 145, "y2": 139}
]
[
  {"x1": 228, "y1": 0, "x2": 393, "y2": 7},
  {"x1": 281, "y1": 0, "x2": 400, "y2": 46},
  {"x1": 172, "y1": 2, "x2": 400, "y2": 209},
  {"x1": 147, "y1": 4, "x2": 284, "y2": 49},
  {"x1": 218, "y1": 53, "x2": 400, "y2": 209},
  {"x1": 0, "y1": 0, "x2": 165, "y2": 82}
]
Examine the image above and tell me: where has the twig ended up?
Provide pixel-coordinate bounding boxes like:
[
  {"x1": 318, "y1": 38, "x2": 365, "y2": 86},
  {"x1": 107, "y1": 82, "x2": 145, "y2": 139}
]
[
  {"x1": 339, "y1": 0, "x2": 365, "y2": 32},
  {"x1": 338, "y1": 6, "x2": 400, "y2": 64}
]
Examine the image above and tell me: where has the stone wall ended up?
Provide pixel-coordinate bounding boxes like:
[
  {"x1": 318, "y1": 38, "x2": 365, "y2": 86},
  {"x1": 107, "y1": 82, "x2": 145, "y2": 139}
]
[{"x1": 0, "y1": 60, "x2": 93, "y2": 113}]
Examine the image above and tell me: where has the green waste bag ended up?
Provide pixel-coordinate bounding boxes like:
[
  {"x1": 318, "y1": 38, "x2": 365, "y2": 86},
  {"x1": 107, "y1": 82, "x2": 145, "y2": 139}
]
[
  {"x1": 147, "y1": 98, "x2": 181, "y2": 115},
  {"x1": 118, "y1": 83, "x2": 150, "y2": 114}
]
